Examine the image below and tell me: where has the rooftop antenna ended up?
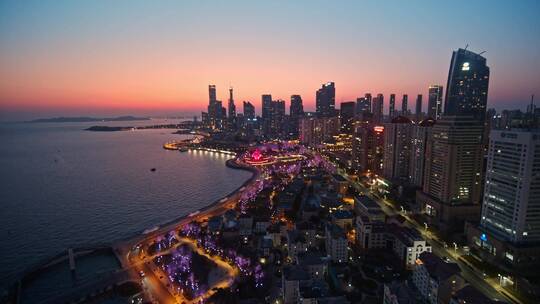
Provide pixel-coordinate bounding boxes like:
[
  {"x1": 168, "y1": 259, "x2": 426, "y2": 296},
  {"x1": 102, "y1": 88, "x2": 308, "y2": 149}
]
[
  {"x1": 464, "y1": 44, "x2": 469, "y2": 50},
  {"x1": 479, "y1": 51, "x2": 487, "y2": 55}
]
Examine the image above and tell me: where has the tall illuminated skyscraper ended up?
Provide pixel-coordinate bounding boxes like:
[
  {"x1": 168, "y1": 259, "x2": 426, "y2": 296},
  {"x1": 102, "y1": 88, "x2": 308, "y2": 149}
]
[
  {"x1": 316, "y1": 82, "x2": 336, "y2": 117},
  {"x1": 465, "y1": 129, "x2": 540, "y2": 269},
  {"x1": 480, "y1": 129, "x2": 540, "y2": 244},
  {"x1": 428, "y1": 85, "x2": 443, "y2": 119},
  {"x1": 444, "y1": 48, "x2": 490, "y2": 123}
]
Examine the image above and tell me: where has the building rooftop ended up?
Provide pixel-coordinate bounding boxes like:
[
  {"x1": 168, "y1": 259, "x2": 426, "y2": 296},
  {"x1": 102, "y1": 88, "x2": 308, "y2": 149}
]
[
  {"x1": 452, "y1": 285, "x2": 500, "y2": 304},
  {"x1": 385, "y1": 280, "x2": 422, "y2": 304},
  {"x1": 354, "y1": 194, "x2": 380, "y2": 210},
  {"x1": 389, "y1": 224, "x2": 424, "y2": 246},
  {"x1": 326, "y1": 223, "x2": 346, "y2": 239},
  {"x1": 418, "y1": 252, "x2": 460, "y2": 282}
]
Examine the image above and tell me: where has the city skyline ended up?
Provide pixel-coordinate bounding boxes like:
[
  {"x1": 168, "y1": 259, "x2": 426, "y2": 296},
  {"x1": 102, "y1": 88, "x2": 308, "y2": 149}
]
[{"x1": 1, "y1": 0, "x2": 539, "y2": 121}]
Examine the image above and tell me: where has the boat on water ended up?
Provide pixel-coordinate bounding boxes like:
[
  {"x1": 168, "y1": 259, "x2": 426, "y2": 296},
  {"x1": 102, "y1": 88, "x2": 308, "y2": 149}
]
[{"x1": 179, "y1": 147, "x2": 189, "y2": 152}]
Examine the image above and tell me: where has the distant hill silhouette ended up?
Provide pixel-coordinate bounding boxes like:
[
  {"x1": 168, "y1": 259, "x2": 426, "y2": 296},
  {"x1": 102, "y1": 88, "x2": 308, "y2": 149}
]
[{"x1": 29, "y1": 116, "x2": 150, "y2": 123}]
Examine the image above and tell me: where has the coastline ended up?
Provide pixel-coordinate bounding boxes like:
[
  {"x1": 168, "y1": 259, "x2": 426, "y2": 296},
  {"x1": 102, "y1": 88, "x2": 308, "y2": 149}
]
[
  {"x1": 111, "y1": 158, "x2": 260, "y2": 268},
  {"x1": 6, "y1": 154, "x2": 258, "y2": 303}
]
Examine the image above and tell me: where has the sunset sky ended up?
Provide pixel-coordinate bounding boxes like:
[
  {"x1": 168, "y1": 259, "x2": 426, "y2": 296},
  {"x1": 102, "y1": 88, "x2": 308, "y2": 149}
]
[{"x1": 1, "y1": 0, "x2": 539, "y2": 120}]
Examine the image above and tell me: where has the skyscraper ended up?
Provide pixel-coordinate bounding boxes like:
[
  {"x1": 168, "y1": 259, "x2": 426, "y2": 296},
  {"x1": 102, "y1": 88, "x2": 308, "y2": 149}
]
[
  {"x1": 389, "y1": 94, "x2": 396, "y2": 119},
  {"x1": 427, "y1": 85, "x2": 443, "y2": 120},
  {"x1": 340, "y1": 101, "x2": 356, "y2": 133},
  {"x1": 316, "y1": 82, "x2": 336, "y2": 117},
  {"x1": 383, "y1": 116, "x2": 413, "y2": 181},
  {"x1": 373, "y1": 94, "x2": 384, "y2": 124},
  {"x1": 444, "y1": 48, "x2": 490, "y2": 123},
  {"x1": 228, "y1": 87, "x2": 236, "y2": 129},
  {"x1": 356, "y1": 97, "x2": 371, "y2": 114},
  {"x1": 352, "y1": 123, "x2": 384, "y2": 174},
  {"x1": 300, "y1": 116, "x2": 340, "y2": 146},
  {"x1": 270, "y1": 99, "x2": 285, "y2": 138},
  {"x1": 290, "y1": 95, "x2": 304, "y2": 137},
  {"x1": 480, "y1": 129, "x2": 540, "y2": 244},
  {"x1": 401, "y1": 94, "x2": 408, "y2": 115},
  {"x1": 262, "y1": 94, "x2": 272, "y2": 135},
  {"x1": 207, "y1": 84, "x2": 224, "y2": 129},
  {"x1": 417, "y1": 116, "x2": 484, "y2": 233},
  {"x1": 243, "y1": 101, "x2": 255, "y2": 119},
  {"x1": 465, "y1": 129, "x2": 540, "y2": 269},
  {"x1": 409, "y1": 118, "x2": 435, "y2": 188},
  {"x1": 415, "y1": 94, "x2": 423, "y2": 121}
]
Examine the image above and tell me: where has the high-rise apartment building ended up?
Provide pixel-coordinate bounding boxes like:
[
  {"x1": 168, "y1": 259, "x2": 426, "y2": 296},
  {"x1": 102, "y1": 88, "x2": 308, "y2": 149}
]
[
  {"x1": 415, "y1": 94, "x2": 423, "y2": 121},
  {"x1": 340, "y1": 101, "x2": 356, "y2": 133},
  {"x1": 356, "y1": 97, "x2": 371, "y2": 114},
  {"x1": 316, "y1": 82, "x2": 336, "y2": 117},
  {"x1": 428, "y1": 85, "x2": 443, "y2": 120},
  {"x1": 401, "y1": 94, "x2": 408, "y2": 115},
  {"x1": 389, "y1": 94, "x2": 396, "y2": 119},
  {"x1": 373, "y1": 94, "x2": 384, "y2": 124},
  {"x1": 262, "y1": 94, "x2": 273, "y2": 135},
  {"x1": 417, "y1": 116, "x2": 484, "y2": 234},
  {"x1": 409, "y1": 118, "x2": 435, "y2": 188},
  {"x1": 383, "y1": 116, "x2": 413, "y2": 181},
  {"x1": 228, "y1": 87, "x2": 236, "y2": 129},
  {"x1": 290, "y1": 95, "x2": 304, "y2": 137},
  {"x1": 243, "y1": 101, "x2": 255, "y2": 119}
]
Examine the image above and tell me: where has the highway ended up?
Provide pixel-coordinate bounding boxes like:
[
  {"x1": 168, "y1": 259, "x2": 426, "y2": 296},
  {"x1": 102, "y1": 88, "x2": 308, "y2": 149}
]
[{"x1": 341, "y1": 172, "x2": 520, "y2": 304}]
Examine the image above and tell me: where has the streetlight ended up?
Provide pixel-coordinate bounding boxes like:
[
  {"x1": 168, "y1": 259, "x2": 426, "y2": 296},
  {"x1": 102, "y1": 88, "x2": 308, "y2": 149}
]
[
  {"x1": 453, "y1": 242, "x2": 458, "y2": 253},
  {"x1": 423, "y1": 222, "x2": 428, "y2": 231}
]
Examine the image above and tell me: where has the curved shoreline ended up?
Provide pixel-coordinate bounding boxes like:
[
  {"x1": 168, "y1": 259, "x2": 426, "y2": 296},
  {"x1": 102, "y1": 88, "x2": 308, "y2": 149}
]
[{"x1": 6, "y1": 155, "x2": 259, "y2": 303}]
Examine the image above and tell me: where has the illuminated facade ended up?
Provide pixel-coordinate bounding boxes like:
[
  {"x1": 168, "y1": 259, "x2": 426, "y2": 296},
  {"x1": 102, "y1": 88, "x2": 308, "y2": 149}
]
[
  {"x1": 409, "y1": 118, "x2": 435, "y2": 188},
  {"x1": 315, "y1": 82, "x2": 336, "y2": 117},
  {"x1": 444, "y1": 48, "x2": 490, "y2": 124},
  {"x1": 427, "y1": 85, "x2": 443, "y2": 120},
  {"x1": 480, "y1": 129, "x2": 540, "y2": 244},
  {"x1": 383, "y1": 116, "x2": 413, "y2": 182},
  {"x1": 299, "y1": 116, "x2": 340, "y2": 146},
  {"x1": 352, "y1": 123, "x2": 384, "y2": 174},
  {"x1": 422, "y1": 116, "x2": 484, "y2": 205}
]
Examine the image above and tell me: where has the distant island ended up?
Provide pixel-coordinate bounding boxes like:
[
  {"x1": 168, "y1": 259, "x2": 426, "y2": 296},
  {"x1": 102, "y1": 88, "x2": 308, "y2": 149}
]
[
  {"x1": 85, "y1": 126, "x2": 133, "y2": 132},
  {"x1": 29, "y1": 116, "x2": 151, "y2": 123}
]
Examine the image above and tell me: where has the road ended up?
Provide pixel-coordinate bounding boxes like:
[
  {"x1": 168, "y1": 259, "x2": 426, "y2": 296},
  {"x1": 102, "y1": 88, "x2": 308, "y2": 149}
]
[
  {"x1": 112, "y1": 159, "x2": 262, "y2": 304},
  {"x1": 341, "y1": 173, "x2": 520, "y2": 304}
]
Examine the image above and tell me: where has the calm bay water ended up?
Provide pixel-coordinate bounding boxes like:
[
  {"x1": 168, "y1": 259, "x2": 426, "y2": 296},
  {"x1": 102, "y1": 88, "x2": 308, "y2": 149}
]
[{"x1": 0, "y1": 120, "x2": 251, "y2": 288}]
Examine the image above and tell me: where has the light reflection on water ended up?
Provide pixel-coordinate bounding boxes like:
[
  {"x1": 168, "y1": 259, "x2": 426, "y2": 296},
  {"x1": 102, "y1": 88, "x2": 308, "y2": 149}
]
[{"x1": 0, "y1": 120, "x2": 250, "y2": 288}]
